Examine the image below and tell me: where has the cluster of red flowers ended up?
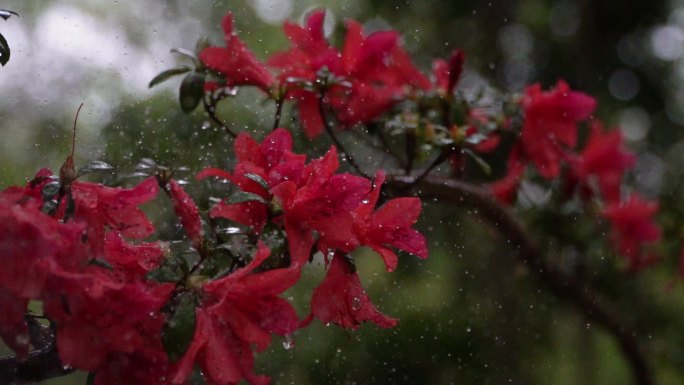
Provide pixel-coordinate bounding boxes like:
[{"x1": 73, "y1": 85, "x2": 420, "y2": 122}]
[
  {"x1": 0, "y1": 171, "x2": 173, "y2": 384},
  {"x1": 0, "y1": 6, "x2": 668, "y2": 385},
  {"x1": 490, "y1": 81, "x2": 660, "y2": 270},
  {"x1": 0, "y1": 126, "x2": 427, "y2": 384},
  {"x1": 201, "y1": 10, "x2": 431, "y2": 138}
]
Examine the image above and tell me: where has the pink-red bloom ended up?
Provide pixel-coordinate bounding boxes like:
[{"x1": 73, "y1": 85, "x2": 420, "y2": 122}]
[
  {"x1": 167, "y1": 178, "x2": 204, "y2": 250},
  {"x1": 173, "y1": 243, "x2": 299, "y2": 385},
  {"x1": 305, "y1": 253, "x2": 397, "y2": 329},
  {"x1": 269, "y1": 10, "x2": 429, "y2": 138},
  {"x1": 519, "y1": 80, "x2": 596, "y2": 179},
  {"x1": 432, "y1": 49, "x2": 465, "y2": 95},
  {"x1": 569, "y1": 122, "x2": 636, "y2": 203},
  {"x1": 603, "y1": 194, "x2": 661, "y2": 271},
  {"x1": 200, "y1": 13, "x2": 275, "y2": 93},
  {"x1": 351, "y1": 172, "x2": 428, "y2": 272}
]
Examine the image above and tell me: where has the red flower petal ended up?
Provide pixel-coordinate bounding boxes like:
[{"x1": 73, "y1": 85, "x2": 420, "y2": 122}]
[{"x1": 309, "y1": 253, "x2": 397, "y2": 329}]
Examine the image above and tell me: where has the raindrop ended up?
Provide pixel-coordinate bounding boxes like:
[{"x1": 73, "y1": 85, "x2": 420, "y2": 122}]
[
  {"x1": 282, "y1": 335, "x2": 295, "y2": 350},
  {"x1": 351, "y1": 296, "x2": 361, "y2": 311},
  {"x1": 14, "y1": 334, "x2": 29, "y2": 346},
  {"x1": 217, "y1": 227, "x2": 243, "y2": 235}
]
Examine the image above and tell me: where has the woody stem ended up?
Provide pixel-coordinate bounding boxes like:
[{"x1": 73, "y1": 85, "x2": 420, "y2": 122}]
[
  {"x1": 203, "y1": 96, "x2": 237, "y2": 138},
  {"x1": 317, "y1": 93, "x2": 370, "y2": 178},
  {"x1": 273, "y1": 96, "x2": 284, "y2": 131},
  {"x1": 386, "y1": 174, "x2": 654, "y2": 385}
]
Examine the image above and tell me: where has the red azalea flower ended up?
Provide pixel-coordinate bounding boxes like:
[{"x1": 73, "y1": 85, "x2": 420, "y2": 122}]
[
  {"x1": 0, "y1": 201, "x2": 85, "y2": 299},
  {"x1": 520, "y1": 80, "x2": 596, "y2": 178},
  {"x1": 271, "y1": 147, "x2": 371, "y2": 266},
  {"x1": 489, "y1": 146, "x2": 526, "y2": 204},
  {"x1": 432, "y1": 49, "x2": 466, "y2": 95},
  {"x1": 167, "y1": 178, "x2": 204, "y2": 250},
  {"x1": 351, "y1": 172, "x2": 428, "y2": 272},
  {"x1": 173, "y1": 243, "x2": 299, "y2": 385},
  {"x1": 270, "y1": 10, "x2": 429, "y2": 137},
  {"x1": 43, "y1": 268, "x2": 173, "y2": 372},
  {"x1": 173, "y1": 306, "x2": 270, "y2": 385},
  {"x1": 268, "y1": 10, "x2": 339, "y2": 138},
  {"x1": 0, "y1": 193, "x2": 86, "y2": 357},
  {"x1": 331, "y1": 19, "x2": 430, "y2": 127},
  {"x1": 45, "y1": 268, "x2": 172, "y2": 370},
  {"x1": 269, "y1": 9, "x2": 339, "y2": 78},
  {"x1": 198, "y1": 129, "x2": 305, "y2": 233},
  {"x1": 305, "y1": 252, "x2": 397, "y2": 329},
  {"x1": 103, "y1": 231, "x2": 165, "y2": 280},
  {"x1": 199, "y1": 13, "x2": 275, "y2": 93},
  {"x1": 570, "y1": 122, "x2": 636, "y2": 203},
  {"x1": 603, "y1": 194, "x2": 661, "y2": 271}
]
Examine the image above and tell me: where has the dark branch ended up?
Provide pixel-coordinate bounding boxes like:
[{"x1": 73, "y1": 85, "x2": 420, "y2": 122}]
[
  {"x1": 203, "y1": 97, "x2": 236, "y2": 138},
  {"x1": 386, "y1": 175, "x2": 654, "y2": 385},
  {"x1": 317, "y1": 93, "x2": 369, "y2": 178},
  {"x1": 273, "y1": 97, "x2": 284, "y2": 131},
  {"x1": 0, "y1": 321, "x2": 72, "y2": 384}
]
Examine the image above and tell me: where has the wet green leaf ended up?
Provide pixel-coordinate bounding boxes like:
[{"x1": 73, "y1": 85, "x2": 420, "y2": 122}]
[
  {"x1": 243, "y1": 173, "x2": 269, "y2": 190},
  {"x1": 171, "y1": 47, "x2": 200, "y2": 67},
  {"x1": 195, "y1": 36, "x2": 210, "y2": 55},
  {"x1": 464, "y1": 148, "x2": 491, "y2": 175},
  {"x1": 88, "y1": 258, "x2": 113, "y2": 270},
  {"x1": 163, "y1": 292, "x2": 197, "y2": 360},
  {"x1": 229, "y1": 191, "x2": 267, "y2": 204},
  {"x1": 77, "y1": 160, "x2": 114, "y2": 177},
  {"x1": 41, "y1": 181, "x2": 61, "y2": 200},
  {"x1": 179, "y1": 72, "x2": 205, "y2": 113},
  {"x1": 0, "y1": 33, "x2": 9, "y2": 66},
  {"x1": 148, "y1": 67, "x2": 192, "y2": 88},
  {"x1": 0, "y1": 9, "x2": 18, "y2": 21}
]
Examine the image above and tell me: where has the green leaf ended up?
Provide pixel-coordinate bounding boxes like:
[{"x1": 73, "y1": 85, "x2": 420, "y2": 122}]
[
  {"x1": 77, "y1": 160, "x2": 114, "y2": 177},
  {"x1": 147, "y1": 253, "x2": 187, "y2": 283},
  {"x1": 135, "y1": 158, "x2": 158, "y2": 173},
  {"x1": 463, "y1": 148, "x2": 492, "y2": 175},
  {"x1": 148, "y1": 67, "x2": 192, "y2": 88},
  {"x1": 179, "y1": 72, "x2": 205, "y2": 113},
  {"x1": 88, "y1": 258, "x2": 113, "y2": 270},
  {"x1": 0, "y1": 33, "x2": 9, "y2": 66},
  {"x1": 163, "y1": 292, "x2": 197, "y2": 361},
  {"x1": 0, "y1": 9, "x2": 18, "y2": 21},
  {"x1": 229, "y1": 191, "x2": 267, "y2": 205},
  {"x1": 243, "y1": 173, "x2": 269, "y2": 190},
  {"x1": 41, "y1": 181, "x2": 61, "y2": 200},
  {"x1": 195, "y1": 36, "x2": 210, "y2": 55},
  {"x1": 171, "y1": 47, "x2": 200, "y2": 67}
]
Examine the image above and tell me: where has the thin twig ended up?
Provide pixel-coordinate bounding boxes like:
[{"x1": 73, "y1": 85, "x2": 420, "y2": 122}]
[
  {"x1": 386, "y1": 175, "x2": 654, "y2": 385},
  {"x1": 404, "y1": 131, "x2": 416, "y2": 175},
  {"x1": 71, "y1": 103, "x2": 84, "y2": 160},
  {"x1": 317, "y1": 93, "x2": 369, "y2": 178},
  {"x1": 372, "y1": 125, "x2": 406, "y2": 168},
  {"x1": 203, "y1": 97, "x2": 236, "y2": 138},
  {"x1": 347, "y1": 128, "x2": 405, "y2": 169},
  {"x1": 403, "y1": 148, "x2": 452, "y2": 191},
  {"x1": 273, "y1": 96, "x2": 284, "y2": 131}
]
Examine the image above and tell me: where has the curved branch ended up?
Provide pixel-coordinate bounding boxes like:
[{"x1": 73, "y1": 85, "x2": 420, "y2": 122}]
[
  {"x1": 386, "y1": 175, "x2": 654, "y2": 385},
  {"x1": 203, "y1": 97, "x2": 236, "y2": 138},
  {"x1": 317, "y1": 93, "x2": 369, "y2": 178},
  {"x1": 0, "y1": 321, "x2": 72, "y2": 384}
]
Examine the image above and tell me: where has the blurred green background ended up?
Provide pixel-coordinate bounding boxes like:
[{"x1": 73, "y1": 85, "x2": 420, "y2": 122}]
[{"x1": 2, "y1": 0, "x2": 684, "y2": 384}]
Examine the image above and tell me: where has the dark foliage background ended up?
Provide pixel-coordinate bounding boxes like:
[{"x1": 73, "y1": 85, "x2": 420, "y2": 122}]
[{"x1": 2, "y1": 1, "x2": 684, "y2": 384}]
